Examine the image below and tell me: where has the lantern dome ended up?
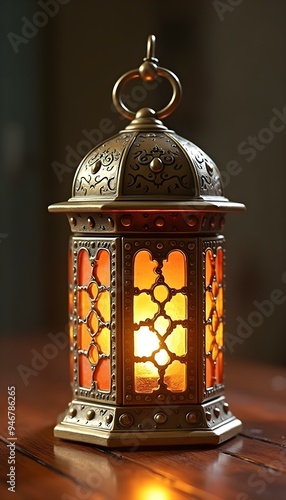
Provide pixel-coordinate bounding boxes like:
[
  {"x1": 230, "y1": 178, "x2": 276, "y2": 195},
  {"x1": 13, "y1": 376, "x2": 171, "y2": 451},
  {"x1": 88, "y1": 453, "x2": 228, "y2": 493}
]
[{"x1": 49, "y1": 35, "x2": 244, "y2": 232}]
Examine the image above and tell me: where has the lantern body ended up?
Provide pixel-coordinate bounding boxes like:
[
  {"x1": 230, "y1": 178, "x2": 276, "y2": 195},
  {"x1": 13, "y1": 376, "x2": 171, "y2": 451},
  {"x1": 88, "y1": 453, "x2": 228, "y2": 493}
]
[{"x1": 49, "y1": 37, "x2": 245, "y2": 447}]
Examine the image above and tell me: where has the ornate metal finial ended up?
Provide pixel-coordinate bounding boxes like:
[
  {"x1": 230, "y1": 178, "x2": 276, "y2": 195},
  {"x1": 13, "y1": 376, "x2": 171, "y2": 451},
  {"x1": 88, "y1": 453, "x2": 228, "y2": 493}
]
[{"x1": 112, "y1": 34, "x2": 182, "y2": 121}]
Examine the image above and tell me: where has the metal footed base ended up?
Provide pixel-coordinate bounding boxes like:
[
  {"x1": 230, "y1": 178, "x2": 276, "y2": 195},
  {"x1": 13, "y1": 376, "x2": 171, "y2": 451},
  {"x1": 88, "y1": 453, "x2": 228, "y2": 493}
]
[{"x1": 54, "y1": 396, "x2": 242, "y2": 447}]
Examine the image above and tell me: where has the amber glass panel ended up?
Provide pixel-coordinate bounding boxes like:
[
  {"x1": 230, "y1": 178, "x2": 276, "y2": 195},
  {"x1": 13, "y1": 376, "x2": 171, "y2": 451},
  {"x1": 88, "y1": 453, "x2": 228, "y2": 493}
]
[
  {"x1": 96, "y1": 290, "x2": 111, "y2": 322},
  {"x1": 206, "y1": 357, "x2": 214, "y2": 389},
  {"x1": 216, "y1": 322, "x2": 223, "y2": 347},
  {"x1": 164, "y1": 361, "x2": 186, "y2": 392},
  {"x1": 78, "y1": 249, "x2": 92, "y2": 286},
  {"x1": 216, "y1": 247, "x2": 223, "y2": 284},
  {"x1": 134, "y1": 250, "x2": 158, "y2": 289},
  {"x1": 94, "y1": 358, "x2": 111, "y2": 391},
  {"x1": 78, "y1": 323, "x2": 91, "y2": 350},
  {"x1": 134, "y1": 293, "x2": 158, "y2": 323},
  {"x1": 97, "y1": 327, "x2": 110, "y2": 355},
  {"x1": 216, "y1": 351, "x2": 223, "y2": 384},
  {"x1": 205, "y1": 290, "x2": 214, "y2": 320},
  {"x1": 205, "y1": 249, "x2": 215, "y2": 287},
  {"x1": 87, "y1": 310, "x2": 99, "y2": 334},
  {"x1": 153, "y1": 284, "x2": 169, "y2": 302},
  {"x1": 79, "y1": 354, "x2": 92, "y2": 388},
  {"x1": 94, "y1": 249, "x2": 110, "y2": 287},
  {"x1": 68, "y1": 248, "x2": 73, "y2": 315},
  {"x1": 88, "y1": 344, "x2": 99, "y2": 365},
  {"x1": 154, "y1": 349, "x2": 170, "y2": 366},
  {"x1": 165, "y1": 294, "x2": 186, "y2": 320},
  {"x1": 77, "y1": 290, "x2": 91, "y2": 319},
  {"x1": 88, "y1": 281, "x2": 98, "y2": 300},
  {"x1": 154, "y1": 316, "x2": 170, "y2": 336},
  {"x1": 205, "y1": 325, "x2": 213, "y2": 355},
  {"x1": 161, "y1": 251, "x2": 186, "y2": 289},
  {"x1": 216, "y1": 287, "x2": 224, "y2": 317},
  {"x1": 134, "y1": 362, "x2": 159, "y2": 393},
  {"x1": 134, "y1": 327, "x2": 159, "y2": 357},
  {"x1": 165, "y1": 325, "x2": 186, "y2": 356}
]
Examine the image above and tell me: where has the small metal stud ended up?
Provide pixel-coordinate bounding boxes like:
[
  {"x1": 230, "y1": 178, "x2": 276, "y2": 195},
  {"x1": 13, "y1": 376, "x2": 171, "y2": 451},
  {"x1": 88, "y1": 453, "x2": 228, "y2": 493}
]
[
  {"x1": 186, "y1": 412, "x2": 198, "y2": 424},
  {"x1": 119, "y1": 413, "x2": 134, "y2": 427},
  {"x1": 205, "y1": 411, "x2": 212, "y2": 421},
  {"x1": 214, "y1": 407, "x2": 221, "y2": 418},
  {"x1": 68, "y1": 407, "x2": 77, "y2": 418},
  {"x1": 153, "y1": 412, "x2": 167, "y2": 424},
  {"x1": 86, "y1": 409, "x2": 95, "y2": 420}
]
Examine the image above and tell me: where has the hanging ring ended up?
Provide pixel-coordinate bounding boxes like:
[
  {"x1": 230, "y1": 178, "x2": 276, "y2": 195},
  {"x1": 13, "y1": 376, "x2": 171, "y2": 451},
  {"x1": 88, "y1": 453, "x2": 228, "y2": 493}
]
[{"x1": 112, "y1": 35, "x2": 182, "y2": 121}]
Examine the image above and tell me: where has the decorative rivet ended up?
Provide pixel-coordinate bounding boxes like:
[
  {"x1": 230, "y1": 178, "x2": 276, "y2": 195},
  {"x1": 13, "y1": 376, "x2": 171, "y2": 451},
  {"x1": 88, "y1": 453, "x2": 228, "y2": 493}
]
[
  {"x1": 119, "y1": 413, "x2": 134, "y2": 427},
  {"x1": 205, "y1": 411, "x2": 212, "y2": 421},
  {"x1": 121, "y1": 216, "x2": 133, "y2": 227},
  {"x1": 155, "y1": 217, "x2": 165, "y2": 227},
  {"x1": 107, "y1": 217, "x2": 114, "y2": 227},
  {"x1": 187, "y1": 216, "x2": 198, "y2": 227},
  {"x1": 150, "y1": 157, "x2": 163, "y2": 173},
  {"x1": 86, "y1": 409, "x2": 95, "y2": 420},
  {"x1": 105, "y1": 414, "x2": 113, "y2": 425},
  {"x1": 68, "y1": 407, "x2": 77, "y2": 418},
  {"x1": 186, "y1": 412, "x2": 198, "y2": 424},
  {"x1": 214, "y1": 407, "x2": 221, "y2": 418},
  {"x1": 223, "y1": 402, "x2": 229, "y2": 414},
  {"x1": 87, "y1": 217, "x2": 95, "y2": 228},
  {"x1": 70, "y1": 217, "x2": 76, "y2": 227},
  {"x1": 91, "y1": 160, "x2": 101, "y2": 174},
  {"x1": 156, "y1": 242, "x2": 163, "y2": 250},
  {"x1": 157, "y1": 394, "x2": 165, "y2": 401},
  {"x1": 154, "y1": 412, "x2": 167, "y2": 424},
  {"x1": 125, "y1": 395, "x2": 132, "y2": 401}
]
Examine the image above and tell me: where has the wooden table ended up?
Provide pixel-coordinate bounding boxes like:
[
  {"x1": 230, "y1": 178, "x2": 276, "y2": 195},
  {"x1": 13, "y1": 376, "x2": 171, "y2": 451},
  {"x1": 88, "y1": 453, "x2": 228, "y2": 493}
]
[{"x1": 0, "y1": 334, "x2": 285, "y2": 499}]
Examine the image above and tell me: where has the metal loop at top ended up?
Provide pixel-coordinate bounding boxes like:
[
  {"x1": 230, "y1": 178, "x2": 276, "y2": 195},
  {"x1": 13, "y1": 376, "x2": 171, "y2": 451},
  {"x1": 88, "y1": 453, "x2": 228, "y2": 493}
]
[
  {"x1": 112, "y1": 66, "x2": 182, "y2": 121},
  {"x1": 112, "y1": 34, "x2": 182, "y2": 121}
]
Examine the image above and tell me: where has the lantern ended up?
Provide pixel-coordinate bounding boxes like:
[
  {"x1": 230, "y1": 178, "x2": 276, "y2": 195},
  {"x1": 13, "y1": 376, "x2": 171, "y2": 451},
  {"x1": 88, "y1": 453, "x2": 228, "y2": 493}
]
[{"x1": 49, "y1": 35, "x2": 245, "y2": 447}]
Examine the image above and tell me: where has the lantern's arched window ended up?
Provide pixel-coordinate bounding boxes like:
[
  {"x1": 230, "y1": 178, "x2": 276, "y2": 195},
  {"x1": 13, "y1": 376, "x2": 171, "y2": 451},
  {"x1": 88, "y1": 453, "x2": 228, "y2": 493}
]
[{"x1": 133, "y1": 249, "x2": 187, "y2": 394}]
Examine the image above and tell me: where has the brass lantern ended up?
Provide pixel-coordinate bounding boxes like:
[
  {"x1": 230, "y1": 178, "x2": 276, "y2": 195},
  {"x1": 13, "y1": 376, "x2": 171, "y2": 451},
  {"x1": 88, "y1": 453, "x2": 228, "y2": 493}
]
[{"x1": 49, "y1": 35, "x2": 245, "y2": 447}]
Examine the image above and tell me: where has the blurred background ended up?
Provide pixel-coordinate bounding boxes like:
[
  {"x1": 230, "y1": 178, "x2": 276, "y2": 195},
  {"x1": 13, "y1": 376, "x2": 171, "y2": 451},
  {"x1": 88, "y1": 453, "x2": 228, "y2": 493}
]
[{"x1": 1, "y1": 0, "x2": 286, "y2": 366}]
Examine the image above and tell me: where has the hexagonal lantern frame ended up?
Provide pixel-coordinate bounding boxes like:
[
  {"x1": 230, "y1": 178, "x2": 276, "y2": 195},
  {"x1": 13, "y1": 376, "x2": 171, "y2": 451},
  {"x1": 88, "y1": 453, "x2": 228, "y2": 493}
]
[{"x1": 49, "y1": 35, "x2": 245, "y2": 447}]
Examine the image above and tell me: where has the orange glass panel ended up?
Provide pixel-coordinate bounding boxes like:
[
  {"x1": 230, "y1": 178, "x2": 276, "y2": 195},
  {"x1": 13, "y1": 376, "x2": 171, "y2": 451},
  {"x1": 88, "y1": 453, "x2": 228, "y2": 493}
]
[
  {"x1": 212, "y1": 342, "x2": 219, "y2": 361},
  {"x1": 153, "y1": 316, "x2": 170, "y2": 336},
  {"x1": 88, "y1": 281, "x2": 99, "y2": 300},
  {"x1": 135, "y1": 361, "x2": 159, "y2": 393},
  {"x1": 212, "y1": 280, "x2": 219, "y2": 298},
  {"x1": 165, "y1": 325, "x2": 187, "y2": 356},
  {"x1": 205, "y1": 249, "x2": 214, "y2": 287},
  {"x1": 97, "y1": 327, "x2": 110, "y2": 355},
  {"x1": 79, "y1": 354, "x2": 92, "y2": 388},
  {"x1": 78, "y1": 249, "x2": 92, "y2": 286},
  {"x1": 216, "y1": 351, "x2": 224, "y2": 384},
  {"x1": 69, "y1": 321, "x2": 74, "y2": 383},
  {"x1": 94, "y1": 249, "x2": 110, "y2": 287},
  {"x1": 134, "y1": 326, "x2": 159, "y2": 357},
  {"x1": 161, "y1": 251, "x2": 186, "y2": 289},
  {"x1": 216, "y1": 287, "x2": 224, "y2": 318},
  {"x1": 88, "y1": 344, "x2": 99, "y2": 365},
  {"x1": 216, "y1": 247, "x2": 223, "y2": 284},
  {"x1": 212, "y1": 310, "x2": 219, "y2": 333},
  {"x1": 94, "y1": 358, "x2": 111, "y2": 391},
  {"x1": 205, "y1": 324, "x2": 213, "y2": 354},
  {"x1": 78, "y1": 323, "x2": 91, "y2": 350},
  {"x1": 164, "y1": 360, "x2": 186, "y2": 392},
  {"x1": 216, "y1": 322, "x2": 223, "y2": 347},
  {"x1": 205, "y1": 290, "x2": 214, "y2": 320},
  {"x1": 134, "y1": 293, "x2": 158, "y2": 324},
  {"x1": 206, "y1": 356, "x2": 214, "y2": 389},
  {"x1": 134, "y1": 250, "x2": 158, "y2": 289},
  {"x1": 165, "y1": 293, "x2": 186, "y2": 320},
  {"x1": 77, "y1": 290, "x2": 91, "y2": 319},
  {"x1": 153, "y1": 284, "x2": 169, "y2": 302},
  {"x1": 87, "y1": 310, "x2": 99, "y2": 334},
  {"x1": 96, "y1": 290, "x2": 111, "y2": 322}
]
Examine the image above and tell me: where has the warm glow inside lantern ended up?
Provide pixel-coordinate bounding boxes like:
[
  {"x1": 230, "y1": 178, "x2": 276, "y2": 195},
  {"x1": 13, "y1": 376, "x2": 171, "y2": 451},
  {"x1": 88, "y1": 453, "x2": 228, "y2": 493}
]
[{"x1": 49, "y1": 35, "x2": 245, "y2": 447}]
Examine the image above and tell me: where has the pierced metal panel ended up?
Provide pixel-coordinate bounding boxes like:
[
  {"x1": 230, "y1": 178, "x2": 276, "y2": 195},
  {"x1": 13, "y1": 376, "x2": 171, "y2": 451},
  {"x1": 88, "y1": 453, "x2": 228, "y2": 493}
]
[
  {"x1": 201, "y1": 237, "x2": 225, "y2": 400},
  {"x1": 70, "y1": 236, "x2": 119, "y2": 403},
  {"x1": 123, "y1": 238, "x2": 197, "y2": 405}
]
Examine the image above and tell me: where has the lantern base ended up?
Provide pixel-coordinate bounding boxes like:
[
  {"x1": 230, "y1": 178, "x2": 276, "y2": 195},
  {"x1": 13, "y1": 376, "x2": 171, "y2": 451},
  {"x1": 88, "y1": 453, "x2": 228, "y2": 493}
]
[{"x1": 54, "y1": 396, "x2": 242, "y2": 447}]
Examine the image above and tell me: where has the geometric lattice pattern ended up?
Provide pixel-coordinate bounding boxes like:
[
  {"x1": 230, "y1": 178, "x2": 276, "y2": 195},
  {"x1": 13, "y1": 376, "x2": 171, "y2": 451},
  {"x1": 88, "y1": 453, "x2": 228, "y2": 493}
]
[
  {"x1": 76, "y1": 248, "x2": 111, "y2": 391},
  {"x1": 133, "y1": 249, "x2": 188, "y2": 394},
  {"x1": 205, "y1": 247, "x2": 224, "y2": 389}
]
